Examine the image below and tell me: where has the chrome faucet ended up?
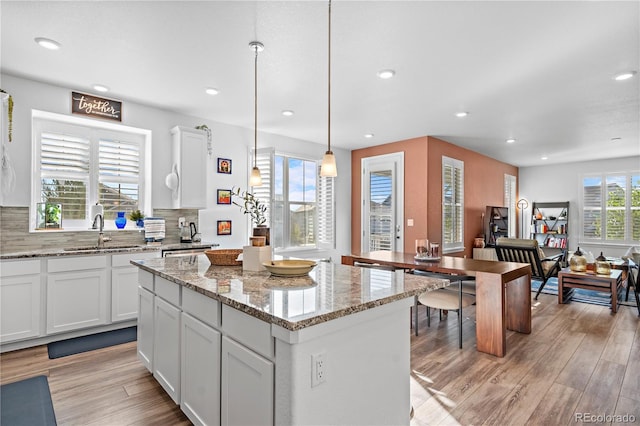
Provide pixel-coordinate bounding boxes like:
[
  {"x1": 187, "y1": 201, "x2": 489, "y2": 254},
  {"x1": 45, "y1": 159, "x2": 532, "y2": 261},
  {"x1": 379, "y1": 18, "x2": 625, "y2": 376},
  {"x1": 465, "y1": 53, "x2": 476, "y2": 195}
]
[{"x1": 92, "y1": 213, "x2": 111, "y2": 248}]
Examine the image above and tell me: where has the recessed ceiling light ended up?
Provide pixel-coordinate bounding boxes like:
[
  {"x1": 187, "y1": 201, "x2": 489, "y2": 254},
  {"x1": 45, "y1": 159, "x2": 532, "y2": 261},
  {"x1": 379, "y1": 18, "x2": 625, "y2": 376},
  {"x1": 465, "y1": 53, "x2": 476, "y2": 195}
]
[
  {"x1": 611, "y1": 137, "x2": 622, "y2": 142},
  {"x1": 34, "y1": 37, "x2": 61, "y2": 50},
  {"x1": 506, "y1": 138, "x2": 516, "y2": 144},
  {"x1": 281, "y1": 110, "x2": 294, "y2": 117},
  {"x1": 93, "y1": 84, "x2": 109, "y2": 93},
  {"x1": 364, "y1": 133, "x2": 374, "y2": 139},
  {"x1": 541, "y1": 156, "x2": 548, "y2": 160},
  {"x1": 614, "y1": 71, "x2": 637, "y2": 81},
  {"x1": 455, "y1": 112, "x2": 469, "y2": 118},
  {"x1": 205, "y1": 88, "x2": 219, "y2": 96},
  {"x1": 377, "y1": 69, "x2": 395, "y2": 79}
]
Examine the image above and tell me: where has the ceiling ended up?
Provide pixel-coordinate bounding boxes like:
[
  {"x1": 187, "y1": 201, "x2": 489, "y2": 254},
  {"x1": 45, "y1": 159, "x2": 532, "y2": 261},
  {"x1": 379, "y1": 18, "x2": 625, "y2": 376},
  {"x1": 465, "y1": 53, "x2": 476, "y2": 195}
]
[{"x1": 1, "y1": 1, "x2": 638, "y2": 167}]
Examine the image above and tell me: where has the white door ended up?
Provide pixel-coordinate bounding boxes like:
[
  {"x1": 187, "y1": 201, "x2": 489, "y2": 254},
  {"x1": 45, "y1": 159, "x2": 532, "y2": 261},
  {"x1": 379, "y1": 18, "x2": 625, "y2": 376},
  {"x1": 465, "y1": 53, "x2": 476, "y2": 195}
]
[{"x1": 362, "y1": 153, "x2": 404, "y2": 252}]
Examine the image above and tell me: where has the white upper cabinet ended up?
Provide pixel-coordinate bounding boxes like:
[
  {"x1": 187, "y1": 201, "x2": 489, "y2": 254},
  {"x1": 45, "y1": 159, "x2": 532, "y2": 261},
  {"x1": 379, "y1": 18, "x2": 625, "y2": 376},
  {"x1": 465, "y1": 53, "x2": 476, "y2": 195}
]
[{"x1": 170, "y1": 126, "x2": 207, "y2": 209}]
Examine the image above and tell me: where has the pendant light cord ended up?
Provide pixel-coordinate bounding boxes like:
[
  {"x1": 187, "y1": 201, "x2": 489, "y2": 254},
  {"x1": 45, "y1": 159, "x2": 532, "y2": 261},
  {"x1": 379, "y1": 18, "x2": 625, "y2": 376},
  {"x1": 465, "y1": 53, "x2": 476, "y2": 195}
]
[
  {"x1": 254, "y1": 46, "x2": 259, "y2": 168},
  {"x1": 327, "y1": 0, "x2": 332, "y2": 154}
]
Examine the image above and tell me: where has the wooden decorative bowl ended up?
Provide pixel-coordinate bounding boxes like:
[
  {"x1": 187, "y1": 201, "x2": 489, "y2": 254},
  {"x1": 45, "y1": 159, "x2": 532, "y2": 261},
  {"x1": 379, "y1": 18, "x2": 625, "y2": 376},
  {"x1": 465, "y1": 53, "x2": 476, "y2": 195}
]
[{"x1": 204, "y1": 249, "x2": 242, "y2": 266}]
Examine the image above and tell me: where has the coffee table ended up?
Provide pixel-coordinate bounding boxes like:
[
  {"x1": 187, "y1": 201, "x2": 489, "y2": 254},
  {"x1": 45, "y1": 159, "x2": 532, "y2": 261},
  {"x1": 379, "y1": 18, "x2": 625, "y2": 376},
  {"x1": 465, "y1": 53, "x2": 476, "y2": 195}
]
[{"x1": 557, "y1": 268, "x2": 623, "y2": 313}]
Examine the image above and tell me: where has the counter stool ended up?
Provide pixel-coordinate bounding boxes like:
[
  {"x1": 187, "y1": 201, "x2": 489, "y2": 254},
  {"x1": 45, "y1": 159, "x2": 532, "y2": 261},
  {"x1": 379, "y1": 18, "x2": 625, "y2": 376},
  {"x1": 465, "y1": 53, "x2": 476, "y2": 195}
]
[{"x1": 412, "y1": 272, "x2": 475, "y2": 349}]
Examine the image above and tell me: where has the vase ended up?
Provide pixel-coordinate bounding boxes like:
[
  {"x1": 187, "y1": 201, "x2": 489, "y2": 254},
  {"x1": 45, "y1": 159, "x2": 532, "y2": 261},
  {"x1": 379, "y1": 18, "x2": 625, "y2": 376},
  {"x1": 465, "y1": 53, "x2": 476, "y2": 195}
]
[
  {"x1": 253, "y1": 225, "x2": 270, "y2": 246},
  {"x1": 473, "y1": 237, "x2": 485, "y2": 248},
  {"x1": 136, "y1": 219, "x2": 144, "y2": 228},
  {"x1": 115, "y1": 211, "x2": 127, "y2": 229},
  {"x1": 569, "y1": 246, "x2": 587, "y2": 272}
]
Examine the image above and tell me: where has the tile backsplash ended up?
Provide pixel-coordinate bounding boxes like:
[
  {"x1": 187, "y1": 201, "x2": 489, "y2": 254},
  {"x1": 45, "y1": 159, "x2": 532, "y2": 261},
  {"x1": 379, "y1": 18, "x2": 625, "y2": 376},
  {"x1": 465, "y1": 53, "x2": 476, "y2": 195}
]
[{"x1": 0, "y1": 206, "x2": 198, "y2": 254}]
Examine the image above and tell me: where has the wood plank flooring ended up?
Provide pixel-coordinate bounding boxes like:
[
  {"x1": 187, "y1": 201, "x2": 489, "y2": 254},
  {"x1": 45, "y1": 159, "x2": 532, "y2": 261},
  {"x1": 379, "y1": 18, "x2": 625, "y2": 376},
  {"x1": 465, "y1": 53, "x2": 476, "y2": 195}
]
[{"x1": 1, "y1": 293, "x2": 638, "y2": 425}]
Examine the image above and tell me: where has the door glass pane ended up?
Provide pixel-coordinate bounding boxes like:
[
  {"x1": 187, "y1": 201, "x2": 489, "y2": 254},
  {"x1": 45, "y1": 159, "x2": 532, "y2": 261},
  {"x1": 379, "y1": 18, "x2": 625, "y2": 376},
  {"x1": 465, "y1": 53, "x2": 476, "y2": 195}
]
[{"x1": 369, "y1": 170, "x2": 393, "y2": 251}]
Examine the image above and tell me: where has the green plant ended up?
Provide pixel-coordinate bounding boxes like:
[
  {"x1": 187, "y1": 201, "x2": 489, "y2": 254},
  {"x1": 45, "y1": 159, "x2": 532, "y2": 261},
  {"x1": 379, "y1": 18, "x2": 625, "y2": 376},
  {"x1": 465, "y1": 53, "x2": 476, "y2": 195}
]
[
  {"x1": 231, "y1": 187, "x2": 267, "y2": 226},
  {"x1": 128, "y1": 209, "x2": 145, "y2": 221},
  {"x1": 44, "y1": 203, "x2": 61, "y2": 226}
]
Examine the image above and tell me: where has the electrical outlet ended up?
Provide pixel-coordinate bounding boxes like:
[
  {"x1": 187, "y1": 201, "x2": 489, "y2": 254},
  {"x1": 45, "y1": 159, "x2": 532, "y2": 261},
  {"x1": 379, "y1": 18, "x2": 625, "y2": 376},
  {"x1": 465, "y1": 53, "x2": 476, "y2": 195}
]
[
  {"x1": 178, "y1": 217, "x2": 186, "y2": 227},
  {"x1": 311, "y1": 352, "x2": 326, "y2": 387}
]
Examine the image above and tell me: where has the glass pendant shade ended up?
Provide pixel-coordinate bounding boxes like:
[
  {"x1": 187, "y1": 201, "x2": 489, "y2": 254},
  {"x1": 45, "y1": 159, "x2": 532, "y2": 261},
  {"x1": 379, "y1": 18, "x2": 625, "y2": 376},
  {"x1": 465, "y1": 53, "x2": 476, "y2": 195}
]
[
  {"x1": 320, "y1": 150, "x2": 337, "y2": 177},
  {"x1": 250, "y1": 166, "x2": 262, "y2": 187}
]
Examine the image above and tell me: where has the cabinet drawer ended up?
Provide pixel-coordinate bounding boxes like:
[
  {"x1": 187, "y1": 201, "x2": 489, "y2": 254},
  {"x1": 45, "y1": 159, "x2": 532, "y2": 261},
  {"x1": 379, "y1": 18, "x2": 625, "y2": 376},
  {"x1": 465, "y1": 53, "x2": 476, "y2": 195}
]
[
  {"x1": 139, "y1": 270, "x2": 154, "y2": 292},
  {"x1": 183, "y1": 287, "x2": 220, "y2": 329},
  {"x1": 112, "y1": 251, "x2": 159, "y2": 267},
  {"x1": 222, "y1": 304, "x2": 273, "y2": 359},
  {"x1": 48, "y1": 255, "x2": 107, "y2": 273},
  {"x1": 156, "y1": 276, "x2": 181, "y2": 307},
  {"x1": 0, "y1": 259, "x2": 41, "y2": 277}
]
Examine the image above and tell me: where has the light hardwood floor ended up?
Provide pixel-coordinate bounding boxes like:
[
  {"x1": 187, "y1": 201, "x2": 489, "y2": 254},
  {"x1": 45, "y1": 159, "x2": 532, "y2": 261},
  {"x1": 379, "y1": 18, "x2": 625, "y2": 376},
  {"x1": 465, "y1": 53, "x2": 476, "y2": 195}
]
[{"x1": 1, "y1": 293, "x2": 638, "y2": 426}]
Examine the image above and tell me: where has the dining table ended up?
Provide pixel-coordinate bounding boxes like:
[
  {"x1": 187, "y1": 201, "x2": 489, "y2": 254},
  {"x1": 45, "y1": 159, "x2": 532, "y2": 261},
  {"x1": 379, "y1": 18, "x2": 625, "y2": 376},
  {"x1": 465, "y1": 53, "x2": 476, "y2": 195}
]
[{"x1": 341, "y1": 251, "x2": 533, "y2": 357}]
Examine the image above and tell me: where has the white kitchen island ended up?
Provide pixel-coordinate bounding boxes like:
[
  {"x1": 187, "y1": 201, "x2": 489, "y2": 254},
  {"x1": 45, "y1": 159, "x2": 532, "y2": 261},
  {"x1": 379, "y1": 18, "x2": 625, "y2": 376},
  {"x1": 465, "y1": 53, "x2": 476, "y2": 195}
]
[{"x1": 131, "y1": 255, "x2": 448, "y2": 426}]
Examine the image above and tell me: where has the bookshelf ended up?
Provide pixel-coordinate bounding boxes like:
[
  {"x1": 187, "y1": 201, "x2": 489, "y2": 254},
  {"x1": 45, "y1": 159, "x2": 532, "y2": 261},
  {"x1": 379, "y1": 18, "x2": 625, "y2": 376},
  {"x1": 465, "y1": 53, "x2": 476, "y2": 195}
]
[
  {"x1": 485, "y1": 206, "x2": 509, "y2": 246},
  {"x1": 530, "y1": 201, "x2": 569, "y2": 255}
]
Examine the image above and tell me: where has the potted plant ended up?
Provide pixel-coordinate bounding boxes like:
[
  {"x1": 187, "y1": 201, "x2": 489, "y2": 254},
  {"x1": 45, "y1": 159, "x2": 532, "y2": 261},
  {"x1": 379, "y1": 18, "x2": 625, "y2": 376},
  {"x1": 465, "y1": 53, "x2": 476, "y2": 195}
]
[
  {"x1": 128, "y1": 209, "x2": 145, "y2": 227},
  {"x1": 231, "y1": 187, "x2": 269, "y2": 245}
]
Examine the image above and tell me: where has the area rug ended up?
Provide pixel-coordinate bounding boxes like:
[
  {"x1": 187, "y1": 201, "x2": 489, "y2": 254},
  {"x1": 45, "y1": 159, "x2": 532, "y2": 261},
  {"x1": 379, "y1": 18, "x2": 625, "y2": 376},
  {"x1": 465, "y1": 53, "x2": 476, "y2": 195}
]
[
  {"x1": 532, "y1": 277, "x2": 638, "y2": 308},
  {"x1": 47, "y1": 326, "x2": 136, "y2": 359},
  {"x1": 0, "y1": 375, "x2": 57, "y2": 426}
]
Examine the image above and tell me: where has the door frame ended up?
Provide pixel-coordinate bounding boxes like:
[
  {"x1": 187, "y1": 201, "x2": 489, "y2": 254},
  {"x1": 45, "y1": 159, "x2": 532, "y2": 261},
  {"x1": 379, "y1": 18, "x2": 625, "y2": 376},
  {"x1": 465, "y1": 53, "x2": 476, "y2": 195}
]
[{"x1": 361, "y1": 152, "x2": 405, "y2": 252}]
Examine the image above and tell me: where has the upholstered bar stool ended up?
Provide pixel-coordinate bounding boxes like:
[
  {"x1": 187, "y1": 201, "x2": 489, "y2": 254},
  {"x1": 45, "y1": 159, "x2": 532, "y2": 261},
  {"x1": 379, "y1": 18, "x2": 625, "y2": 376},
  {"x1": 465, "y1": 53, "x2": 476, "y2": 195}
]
[{"x1": 412, "y1": 271, "x2": 475, "y2": 348}]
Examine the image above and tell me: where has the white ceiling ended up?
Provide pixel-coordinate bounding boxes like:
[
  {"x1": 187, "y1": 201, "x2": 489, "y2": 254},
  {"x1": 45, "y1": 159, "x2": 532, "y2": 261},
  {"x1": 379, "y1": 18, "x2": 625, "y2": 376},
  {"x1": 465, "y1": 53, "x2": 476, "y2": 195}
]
[{"x1": 1, "y1": 1, "x2": 638, "y2": 167}]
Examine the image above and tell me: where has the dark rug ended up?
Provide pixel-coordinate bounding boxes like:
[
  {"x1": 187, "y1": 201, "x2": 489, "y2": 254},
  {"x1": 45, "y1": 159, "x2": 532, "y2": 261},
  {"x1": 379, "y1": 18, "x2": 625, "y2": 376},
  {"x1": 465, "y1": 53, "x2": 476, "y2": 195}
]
[
  {"x1": 0, "y1": 375, "x2": 57, "y2": 426},
  {"x1": 47, "y1": 326, "x2": 137, "y2": 359},
  {"x1": 532, "y1": 277, "x2": 638, "y2": 308}
]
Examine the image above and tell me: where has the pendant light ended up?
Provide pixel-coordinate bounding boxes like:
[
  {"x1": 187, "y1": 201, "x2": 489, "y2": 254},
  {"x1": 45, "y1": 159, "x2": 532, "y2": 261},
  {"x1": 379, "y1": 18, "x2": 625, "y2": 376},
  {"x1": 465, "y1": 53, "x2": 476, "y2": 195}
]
[
  {"x1": 249, "y1": 41, "x2": 264, "y2": 187},
  {"x1": 320, "y1": 0, "x2": 338, "y2": 177}
]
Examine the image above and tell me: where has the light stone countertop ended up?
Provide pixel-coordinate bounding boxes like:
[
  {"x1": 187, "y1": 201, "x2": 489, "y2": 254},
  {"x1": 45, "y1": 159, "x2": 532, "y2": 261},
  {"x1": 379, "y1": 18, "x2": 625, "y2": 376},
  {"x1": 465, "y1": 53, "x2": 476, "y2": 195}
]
[
  {"x1": 131, "y1": 255, "x2": 450, "y2": 331},
  {"x1": 0, "y1": 242, "x2": 216, "y2": 260}
]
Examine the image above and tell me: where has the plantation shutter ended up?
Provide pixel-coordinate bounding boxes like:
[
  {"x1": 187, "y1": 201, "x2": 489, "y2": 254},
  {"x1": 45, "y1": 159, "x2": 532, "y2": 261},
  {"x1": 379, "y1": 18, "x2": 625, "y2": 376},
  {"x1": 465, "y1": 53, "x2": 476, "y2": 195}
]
[
  {"x1": 252, "y1": 148, "x2": 273, "y2": 227},
  {"x1": 40, "y1": 131, "x2": 90, "y2": 220},
  {"x1": 442, "y1": 156, "x2": 464, "y2": 253},
  {"x1": 317, "y1": 166, "x2": 335, "y2": 249},
  {"x1": 605, "y1": 176, "x2": 625, "y2": 240},
  {"x1": 582, "y1": 176, "x2": 602, "y2": 239},
  {"x1": 98, "y1": 137, "x2": 141, "y2": 219}
]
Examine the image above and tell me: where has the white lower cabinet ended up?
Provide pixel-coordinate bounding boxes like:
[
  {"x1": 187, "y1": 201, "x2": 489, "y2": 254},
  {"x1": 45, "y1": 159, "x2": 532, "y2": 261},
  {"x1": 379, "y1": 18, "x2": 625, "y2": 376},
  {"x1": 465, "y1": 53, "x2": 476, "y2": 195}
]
[
  {"x1": 221, "y1": 336, "x2": 274, "y2": 426},
  {"x1": 153, "y1": 295, "x2": 181, "y2": 404},
  {"x1": 0, "y1": 259, "x2": 42, "y2": 343},
  {"x1": 46, "y1": 256, "x2": 109, "y2": 334},
  {"x1": 112, "y1": 252, "x2": 160, "y2": 322},
  {"x1": 137, "y1": 286, "x2": 154, "y2": 372},
  {"x1": 181, "y1": 312, "x2": 221, "y2": 426}
]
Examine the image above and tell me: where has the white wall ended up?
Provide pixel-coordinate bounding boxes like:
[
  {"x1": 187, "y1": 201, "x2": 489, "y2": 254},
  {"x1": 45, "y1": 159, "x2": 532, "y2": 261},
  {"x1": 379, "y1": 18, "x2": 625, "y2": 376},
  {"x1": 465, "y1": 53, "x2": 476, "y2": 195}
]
[
  {"x1": 519, "y1": 156, "x2": 640, "y2": 257},
  {"x1": 0, "y1": 73, "x2": 351, "y2": 260}
]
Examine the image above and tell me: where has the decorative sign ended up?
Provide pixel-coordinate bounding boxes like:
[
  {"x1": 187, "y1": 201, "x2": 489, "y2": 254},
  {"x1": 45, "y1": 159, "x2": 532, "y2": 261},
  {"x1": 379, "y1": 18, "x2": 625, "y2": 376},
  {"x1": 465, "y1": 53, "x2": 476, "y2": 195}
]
[{"x1": 71, "y1": 91, "x2": 122, "y2": 121}]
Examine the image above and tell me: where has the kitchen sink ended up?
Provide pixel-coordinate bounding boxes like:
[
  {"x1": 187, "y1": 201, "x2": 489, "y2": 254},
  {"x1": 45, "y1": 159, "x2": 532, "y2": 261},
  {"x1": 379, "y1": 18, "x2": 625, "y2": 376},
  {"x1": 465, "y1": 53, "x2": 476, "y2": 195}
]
[{"x1": 64, "y1": 245, "x2": 143, "y2": 251}]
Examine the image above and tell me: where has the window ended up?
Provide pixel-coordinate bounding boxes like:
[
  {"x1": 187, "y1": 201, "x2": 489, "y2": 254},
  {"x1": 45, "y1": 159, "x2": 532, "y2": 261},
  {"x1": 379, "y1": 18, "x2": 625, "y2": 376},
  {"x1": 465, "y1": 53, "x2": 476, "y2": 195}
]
[
  {"x1": 582, "y1": 172, "x2": 640, "y2": 244},
  {"x1": 442, "y1": 156, "x2": 464, "y2": 253},
  {"x1": 253, "y1": 149, "x2": 335, "y2": 251},
  {"x1": 32, "y1": 111, "x2": 151, "y2": 231}
]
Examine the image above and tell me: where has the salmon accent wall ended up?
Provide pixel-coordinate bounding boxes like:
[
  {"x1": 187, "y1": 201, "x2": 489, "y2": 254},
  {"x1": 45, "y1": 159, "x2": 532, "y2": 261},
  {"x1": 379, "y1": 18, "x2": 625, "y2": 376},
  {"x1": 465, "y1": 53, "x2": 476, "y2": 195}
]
[{"x1": 351, "y1": 136, "x2": 518, "y2": 258}]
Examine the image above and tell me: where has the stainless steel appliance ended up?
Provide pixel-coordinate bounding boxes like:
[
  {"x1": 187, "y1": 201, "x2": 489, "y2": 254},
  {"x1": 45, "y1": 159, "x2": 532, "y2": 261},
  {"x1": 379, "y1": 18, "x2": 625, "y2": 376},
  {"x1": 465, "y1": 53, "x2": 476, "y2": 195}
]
[{"x1": 161, "y1": 243, "x2": 217, "y2": 257}]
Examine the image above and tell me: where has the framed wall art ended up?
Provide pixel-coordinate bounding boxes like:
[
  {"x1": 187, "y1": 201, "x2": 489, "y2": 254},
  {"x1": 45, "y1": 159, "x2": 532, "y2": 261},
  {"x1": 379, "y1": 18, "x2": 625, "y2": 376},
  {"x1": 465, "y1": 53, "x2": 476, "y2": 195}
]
[
  {"x1": 217, "y1": 158, "x2": 232, "y2": 174},
  {"x1": 217, "y1": 189, "x2": 232, "y2": 205},
  {"x1": 217, "y1": 220, "x2": 232, "y2": 235}
]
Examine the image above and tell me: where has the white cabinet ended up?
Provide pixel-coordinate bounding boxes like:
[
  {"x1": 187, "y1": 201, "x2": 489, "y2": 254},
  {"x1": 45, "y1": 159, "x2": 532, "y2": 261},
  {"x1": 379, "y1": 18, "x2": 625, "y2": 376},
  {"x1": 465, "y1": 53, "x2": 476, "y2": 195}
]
[
  {"x1": 181, "y1": 312, "x2": 221, "y2": 426},
  {"x1": 221, "y1": 336, "x2": 274, "y2": 426},
  {"x1": 153, "y1": 295, "x2": 181, "y2": 404},
  {"x1": 46, "y1": 256, "x2": 109, "y2": 334},
  {"x1": 170, "y1": 126, "x2": 207, "y2": 209},
  {"x1": 0, "y1": 259, "x2": 42, "y2": 343},
  {"x1": 137, "y1": 286, "x2": 154, "y2": 372},
  {"x1": 112, "y1": 252, "x2": 159, "y2": 322}
]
